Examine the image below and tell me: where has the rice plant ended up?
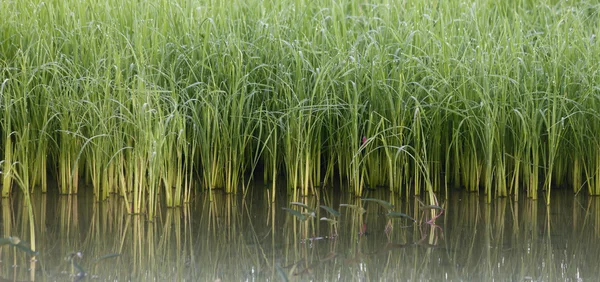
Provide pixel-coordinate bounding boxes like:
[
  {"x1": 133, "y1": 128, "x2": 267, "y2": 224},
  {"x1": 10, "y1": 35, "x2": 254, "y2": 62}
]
[{"x1": 1, "y1": 0, "x2": 600, "y2": 209}]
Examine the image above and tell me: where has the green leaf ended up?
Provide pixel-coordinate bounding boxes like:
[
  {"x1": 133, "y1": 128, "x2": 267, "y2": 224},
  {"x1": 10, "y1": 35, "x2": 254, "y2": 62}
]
[
  {"x1": 361, "y1": 198, "x2": 395, "y2": 210},
  {"x1": 419, "y1": 205, "x2": 444, "y2": 211},
  {"x1": 72, "y1": 261, "x2": 86, "y2": 274},
  {"x1": 0, "y1": 236, "x2": 20, "y2": 246},
  {"x1": 282, "y1": 208, "x2": 307, "y2": 221},
  {"x1": 339, "y1": 204, "x2": 366, "y2": 214},
  {"x1": 13, "y1": 243, "x2": 39, "y2": 256},
  {"x1": 319, "y1": 252, "x2": 338, "y2": 262},
  {"x1": 95, "y1": 253, "x2": 121, "y2": 263},
  {"x1": 2, "y1": 238, "x2": 38, "y2": 256},
  {"x1": 386, "y1": 212, "x2": 416, "y2": 222},
  {"x1": 289, "y1": 202, "x2": 315, "y2": 213},
  {"x1": 320, "y1": 205, "x2": 340, "y2": 217},
  {"x1": 319, "y1": 217, "x2": 337, "y2": 223}
]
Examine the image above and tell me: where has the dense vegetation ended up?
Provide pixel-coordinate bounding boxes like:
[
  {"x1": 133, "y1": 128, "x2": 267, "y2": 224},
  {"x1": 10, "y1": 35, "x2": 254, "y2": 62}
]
[{"x1": 2, "y1": 0, "x2": 600, "y2": 215}]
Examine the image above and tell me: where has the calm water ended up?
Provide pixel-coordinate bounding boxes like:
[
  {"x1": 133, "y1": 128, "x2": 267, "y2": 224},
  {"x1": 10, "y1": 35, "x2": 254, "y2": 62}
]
[{"x1": 0, "y1": 185, "x2": 598, "y2": 281}]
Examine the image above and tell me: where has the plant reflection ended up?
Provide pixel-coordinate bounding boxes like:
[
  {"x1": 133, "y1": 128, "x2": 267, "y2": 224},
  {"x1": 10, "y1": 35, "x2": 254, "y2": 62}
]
[{"x1": 2, "y1": 189, "x2": 600, "y2": 280}]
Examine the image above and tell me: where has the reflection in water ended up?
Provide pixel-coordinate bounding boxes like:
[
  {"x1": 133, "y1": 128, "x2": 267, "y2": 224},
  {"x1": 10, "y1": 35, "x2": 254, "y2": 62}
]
[{"x1": 0, "y1": 188, "x2": 599, "y2": 281}]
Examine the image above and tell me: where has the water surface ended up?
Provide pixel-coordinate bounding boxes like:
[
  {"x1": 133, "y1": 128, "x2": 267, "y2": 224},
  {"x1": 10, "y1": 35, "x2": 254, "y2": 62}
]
[{"x1": 0, "y1": 186, "x2": 597, "y2": 281}]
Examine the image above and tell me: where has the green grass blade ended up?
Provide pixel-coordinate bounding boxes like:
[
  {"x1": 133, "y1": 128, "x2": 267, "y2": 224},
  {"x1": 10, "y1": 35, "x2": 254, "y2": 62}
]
[
  {"x1": 319, "y1": 205, "x2": 340, "y2": 217},
  {"x1": 289, "y1": 202, "x2": 315, "y2": 213},
  {"x1": 419, "y1": 205, "x2": 445, "y2": 212},
  {"x1": 282, "y1": 207, "x2": 307, "y2": 221},
  {"x1": 95, "y1": 253, "x2": 121, "y2": 263},
  {"x1": 386, "y1": 212, "x2": 416, "y2": 222},
  {"x1": 72, "y1": 261, "x2": 86, "y2": 275},
  {"x1": 319, "y1": 217, "x2": 337, "y2": 223},
  {"x1": 0, "y1": 236, "x2": 19, "y2": 246},
  {"x1": 13, "y1": 243, "x2": 38, "y2": 256},
  {"x1": 361, "y1": 198, "x2": 395, "y2": 210},
  {"x1": 339, "y1": 204, "x2": 366, "y2": 214}
]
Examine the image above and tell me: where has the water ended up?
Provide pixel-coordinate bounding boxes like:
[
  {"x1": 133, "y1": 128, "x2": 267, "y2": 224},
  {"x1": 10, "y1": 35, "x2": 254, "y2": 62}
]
[{"x1": 0, "y1": 186, "x2": 597, "y2": 281}]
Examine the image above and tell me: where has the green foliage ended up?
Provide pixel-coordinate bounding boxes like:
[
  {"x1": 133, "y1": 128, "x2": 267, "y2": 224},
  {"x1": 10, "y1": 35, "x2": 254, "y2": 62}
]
[
  {"x1": 290, "y1": 202, "x2": 316, "y2": 213},
  {"x1": 419, "y1": 205, "x2": 445, "y2": 212},
  {"x1": 1, "y1": 0, "x2": 599, "y2": 206},
  {"x1": 319, "y1": 205, "x2": 341, "y2": 217},
  {"x1": 282, "y1": 207, "x2": 311, "y2": 221},
  {"x1": 386, "y1": 212, "x2": 416, "y2": 222},
  {"x1": 0, "y1": 236, "x2": 38, "y2": 256},
  {"x1": 361, "y1": 198, "x2": 395, "y2": 211},
  {"x1": 339, "y1": 204, "x2": 366, "y2": 214}
]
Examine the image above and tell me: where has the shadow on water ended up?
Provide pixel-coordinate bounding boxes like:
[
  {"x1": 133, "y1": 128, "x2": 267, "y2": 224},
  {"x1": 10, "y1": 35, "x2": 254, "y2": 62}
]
[{"x1": 0, "y1": 185, "x2": 599, "y2": 281}]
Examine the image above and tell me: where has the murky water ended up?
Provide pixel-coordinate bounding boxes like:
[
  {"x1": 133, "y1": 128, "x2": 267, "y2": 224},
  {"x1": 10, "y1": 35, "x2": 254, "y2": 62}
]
[{"x1": 0, "y1": 185, "x2": 598, "y2": 281}]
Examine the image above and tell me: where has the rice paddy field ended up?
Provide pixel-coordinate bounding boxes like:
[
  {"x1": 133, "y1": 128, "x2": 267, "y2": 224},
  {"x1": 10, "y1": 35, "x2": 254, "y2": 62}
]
[{"x1": 2, "y1": 0, "x2": 600, "y2": 216}]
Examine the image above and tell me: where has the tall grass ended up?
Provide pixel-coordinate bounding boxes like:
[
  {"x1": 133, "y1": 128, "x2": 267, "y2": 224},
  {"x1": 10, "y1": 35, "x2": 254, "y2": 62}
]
[{"x1": 2, "y1": 0, "x2": 600, "y2": 207}]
